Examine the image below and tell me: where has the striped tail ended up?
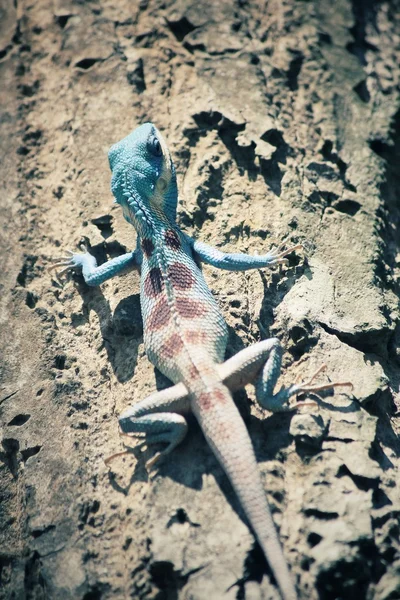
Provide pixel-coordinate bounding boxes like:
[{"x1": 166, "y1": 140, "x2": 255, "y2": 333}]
[{"x1": 191, "y1": 381, "x2": 297, "y2": 600}]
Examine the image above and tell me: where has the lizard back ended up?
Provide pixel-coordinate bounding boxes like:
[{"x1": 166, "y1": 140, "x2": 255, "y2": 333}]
[{"x1": 140, "y1": 223, "x2": 228, "y2": 388}]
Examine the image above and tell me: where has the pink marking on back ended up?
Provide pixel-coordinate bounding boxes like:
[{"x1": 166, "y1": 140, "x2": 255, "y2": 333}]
[
  {"x1": 183, "y1": 330, "x2": 208, "y2": 344},
  {"x1": 164, "y1": 229, "x2": 181, "y2": 250},
  {"x1": 197, "y1": 388, "x2": 228, "y2": 411},
  {"x1": 176, "y1": 297, "x2": 207, "y2": 319},
  {"x1": 188, "y1": 364, "x2": 202, "y2": 380},
  {"x1": 144, "y1": 267, "x2": 164, "y2": 297},
  {"x1": 168, "y1": 262, "x2": 195, "y2": 290},
  {"x1": 160, "y1": 333, "x2": 184, "y2": 359},
  {"x1": 141, "y1": 238, "x2": 154, "y2": 257},
  {"x1": 147, "y1": 297, "x2": 171, "y2": 331}
]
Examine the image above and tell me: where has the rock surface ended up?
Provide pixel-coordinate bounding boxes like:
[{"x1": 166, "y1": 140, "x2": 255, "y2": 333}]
[{"x1": 0, "y1": 1, "x2": 399, "y2": 599}]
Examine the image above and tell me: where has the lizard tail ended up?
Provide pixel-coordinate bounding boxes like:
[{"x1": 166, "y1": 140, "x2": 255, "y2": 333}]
[{"x1": 191, "y1": 383, "x2": 297, "y2": 600}]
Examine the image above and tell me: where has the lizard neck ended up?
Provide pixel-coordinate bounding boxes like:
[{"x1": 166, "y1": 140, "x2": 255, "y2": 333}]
[
  {"x1": 136, "y1": 214, "x2": 178, "y2": 248},
  {"x1": 131, "y1": 184, "x2": 178, "y2": 240}
]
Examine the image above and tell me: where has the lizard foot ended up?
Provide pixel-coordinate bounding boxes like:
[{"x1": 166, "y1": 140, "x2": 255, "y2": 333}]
[
  {"x1": 292, "y1": 363, "x2": 353, "y2": 397},
  {"x1": 48, "y1": 250, "x2": 77, "y2": 279},
  {"x1": 104, "y1": 449, "x2": 133, "y2": 467},
  {"x1": 144, "y1": 443, "x2": 176, "y2": 472},
  {"x1": 105, "y1": 440, "x2": 173, "y2": 473},
  {"x1": 268, "y1": 364, "x2": 353, "y2": 412},
  {"x1": 104, "y1": 432, "x2": 142, "y2": 467},
  {"x1": 111, "y1": 422, "x2": 184, "y2": 473},
  {"x1": 48, "y1": 240, "x2": 92, "y2": 280},
  {"x1": 267, "y1": 242, "x2": 303, "y2": 266}
]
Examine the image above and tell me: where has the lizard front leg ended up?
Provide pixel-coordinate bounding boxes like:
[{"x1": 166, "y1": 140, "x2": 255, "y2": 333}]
[
  {"x1": 217, "y1": 338, "x2": 352, "y2": 412},
  {"x1": 186, "y1": 235, "x2": 302, "y2": 271},
  {"x1": 49, "y1": 243, "x2": 141, "y2": 286},
  {"x1": 118, "y1": 384, "x2": 190, "y2": 469}
]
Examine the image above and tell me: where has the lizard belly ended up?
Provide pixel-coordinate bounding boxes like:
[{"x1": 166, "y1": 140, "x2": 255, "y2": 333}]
[{"x1": 140, "y1": 249, "x2": 228, "y2": 385}]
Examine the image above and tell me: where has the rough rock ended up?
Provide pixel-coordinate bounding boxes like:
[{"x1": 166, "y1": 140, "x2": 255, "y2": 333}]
[{"x1": 0, "y1": 1, "x2": 399, "y2": 599}]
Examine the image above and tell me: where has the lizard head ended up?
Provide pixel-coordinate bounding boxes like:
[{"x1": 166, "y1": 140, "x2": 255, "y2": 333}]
[{"x1": 108, "y1": 123, "x2": 178, "y2": 232}]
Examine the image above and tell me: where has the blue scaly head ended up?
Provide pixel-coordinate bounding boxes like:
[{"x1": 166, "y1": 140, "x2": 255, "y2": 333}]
[{"x1": 108, "y1": 123, "x2": 178, "y2": 234}]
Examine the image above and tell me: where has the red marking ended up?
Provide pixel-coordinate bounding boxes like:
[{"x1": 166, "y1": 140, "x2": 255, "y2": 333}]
[
  {"x1": 176, "y1": 297, "x2": 207, "y2": 319},
  {"x1": 184, "y1": 330, "x2": 208, "y2": 344},
  {"x1": 144, "y1": 267, "x2": 163, "y2": 297},
  {"x1": 197, "y1": 388, "x2": 228, "y2": 410},
  {"x1": 160, "y1": 333, "x2": 184, "y2": 359},
  {"x1": 188, "y1": 362, "x2": 214, "y2": 380},
  {"x1": 165, "y1": 229, "x2": 181, "y2": 250},
  {"x1": 141, "y1": 238, "x2": 154, "y2": 257},
  {"x1": 189, "y1": 365, "x2": 201, "y2": 380},
  {"x1": 169, "y1": 262, "x2": 195, "y2": 290},
  {"x1": 147, "y1": 298, "x2": 171, "y2": 331}
]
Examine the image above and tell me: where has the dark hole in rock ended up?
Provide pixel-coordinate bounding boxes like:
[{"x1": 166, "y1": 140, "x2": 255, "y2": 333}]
[
  {"x1": 75, "y1": 58, "x2": 100, "y2": 70},
  {"x1": 82, "y1": 587, "x2": 102, "y2": 600},
  {"x1": 8, "y1": 414, "x2": 31, "y2": 427},
  {"x1": 17, "y1": 146, "x2": 30, "y2": 156},
  {"x1": 167, "y1": 17, "x2": 197, "y2": 42},
  {"x1": 26, "y1": 291, "x2": 38, "y2": 309},
  {"x1": 369, "y1": 138, "x2": 392, "y2": 159},
  {"x1": 55, "y1": 14, "x2": 73, "y2": 28},
  {"x1": 54, "y1": 354, "x2": 66, "y2": 370},
  {"x1": 261, "y1": 129, "x2": 285, "y2": 147},
  {"x1": 21, "y1": 445, "x2": 41, "y2": 462},
  {"x1": 32, "y1": 524, "x2": 55, "y2": 539},
  {"x1": 354, "y1": 80, "x2": 370, "y2": 103},
  {"x1": 332, "y1": 199, "x2": 361, "y2": 216},
  {"x1": 307, "y1": 532, "x2": 323, "y2": 548},
  {"x1": 287, "y1": 52, "x2": 303, "y2": 91}
]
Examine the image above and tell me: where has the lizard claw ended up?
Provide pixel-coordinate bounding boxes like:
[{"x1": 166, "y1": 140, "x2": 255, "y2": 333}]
[
  {"x1": 104, "y1": 449, "x2": 132, "y2": 467},
  {"x1": 48, "y1": 250, "x2": 80, "y2": 279},
  {"x1": 292, "y1": 363, "x2": 353, "y2": 396},
  {"x1": 288, "y1": 399, "x2": 318, "y2": 411},
  {"x1": 145, "y1": 444, "x2": 176, "y2": 473},
  {"x1": 145, "y1": 452, "x2": 163, "y2": 472},
  {"x1": 104, "y1": 438, "x2": 166, "y2": 474},
  {"x1": 266, "y1": 242, "x2": 303, "y2": 266},
  {"x1": 110, "y1": 426, "x2": 167, "y2": 472},
  {"x1": 104, "y1": 432, "x2": 145, "y2": 468}
]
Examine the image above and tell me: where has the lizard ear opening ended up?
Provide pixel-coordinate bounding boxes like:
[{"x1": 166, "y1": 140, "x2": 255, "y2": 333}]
[{"x1": 157, "y1": 177, "x2": 168, "y2": 193}]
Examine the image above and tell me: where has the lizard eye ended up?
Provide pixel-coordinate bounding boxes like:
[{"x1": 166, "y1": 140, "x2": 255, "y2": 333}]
[{"x1": 148, "y1": 135, "x2": 163, "y2": 157}]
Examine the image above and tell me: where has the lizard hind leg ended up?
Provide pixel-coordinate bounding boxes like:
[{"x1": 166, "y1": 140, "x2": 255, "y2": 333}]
[
  {"x1": 217, "y1": 337, "x2": 352, "y2": 413},
  {"x1": 119, "y1": 412, "x2": 188, "y2": 471},
  {"x1": 217, "y1": 337, "x2": 299, "y2": 412},
  {"x1": 117, "y1": 384, "x2": 190, "y2": 471}
]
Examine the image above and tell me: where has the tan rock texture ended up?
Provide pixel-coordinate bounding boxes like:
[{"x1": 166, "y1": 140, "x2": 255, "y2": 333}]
[{"x1": 1, "y1": 1, "x2": 400, "y2": 599}]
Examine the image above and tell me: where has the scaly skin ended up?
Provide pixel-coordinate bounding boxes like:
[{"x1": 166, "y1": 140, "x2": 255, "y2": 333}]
[{"x1": 52, "y1": 123, "x2": 351, "y2": 600}]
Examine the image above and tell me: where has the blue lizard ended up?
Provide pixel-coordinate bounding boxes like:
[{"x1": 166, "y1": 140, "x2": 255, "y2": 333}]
[{"x1": 51, "y1": 123, "x2": 349, "y2": 600}]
